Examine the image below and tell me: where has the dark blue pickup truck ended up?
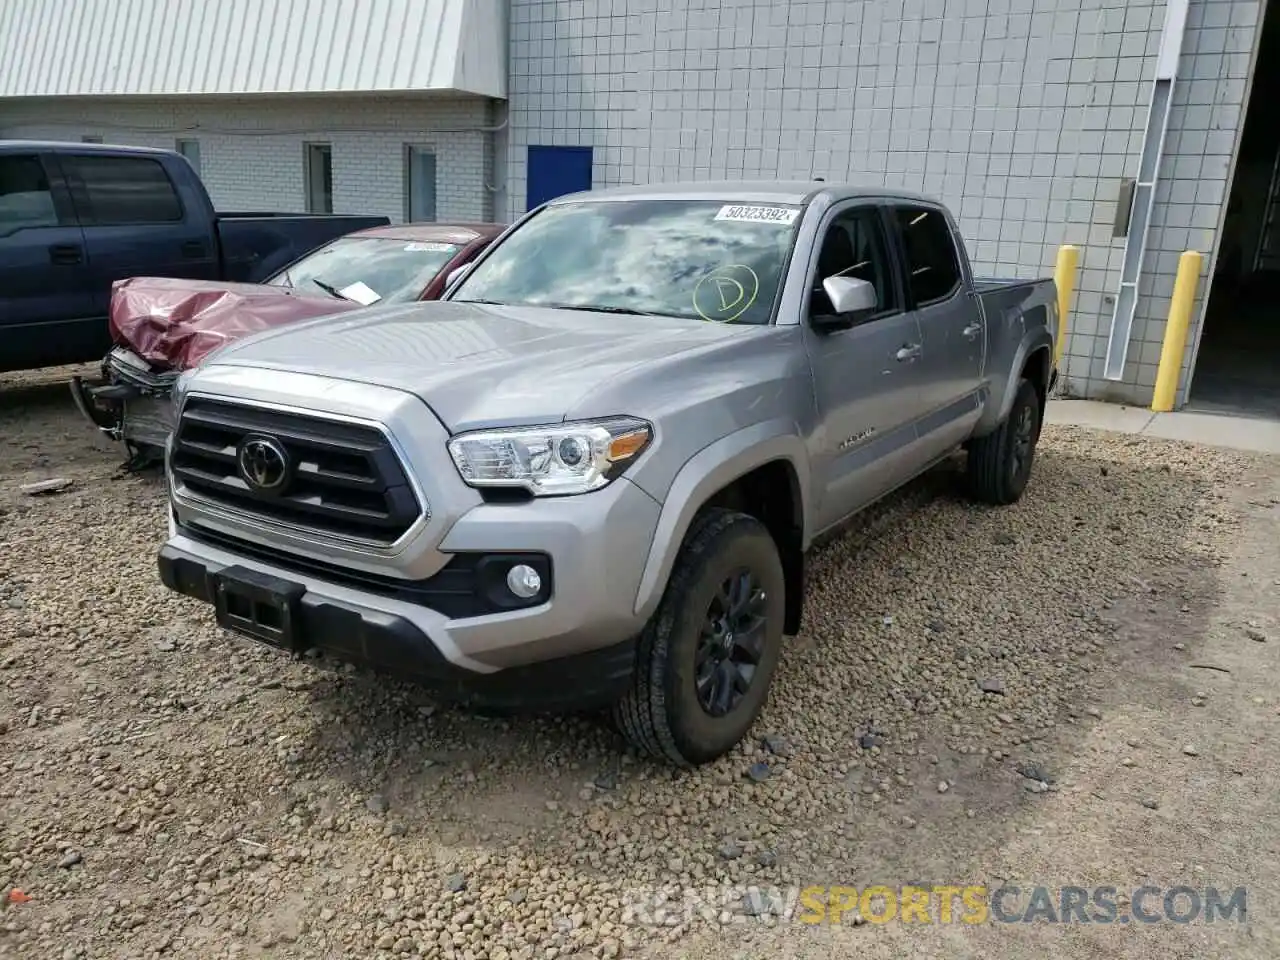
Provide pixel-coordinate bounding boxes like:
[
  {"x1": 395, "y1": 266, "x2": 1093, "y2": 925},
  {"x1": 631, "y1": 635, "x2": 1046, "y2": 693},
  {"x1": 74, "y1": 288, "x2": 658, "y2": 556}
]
[{"x1": 0, "y1": 140, "x2": 389, "y2": 373}]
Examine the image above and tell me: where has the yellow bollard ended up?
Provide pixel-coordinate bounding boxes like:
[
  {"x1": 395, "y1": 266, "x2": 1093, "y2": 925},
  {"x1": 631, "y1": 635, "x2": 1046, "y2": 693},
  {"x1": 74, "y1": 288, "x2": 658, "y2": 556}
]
[
  {"x1": 1151, "y1": 250, "x2": 1204, "y2": 413},
  {"x1": 1052, "y1": 244, "x2": 1080, "y2": 368}
]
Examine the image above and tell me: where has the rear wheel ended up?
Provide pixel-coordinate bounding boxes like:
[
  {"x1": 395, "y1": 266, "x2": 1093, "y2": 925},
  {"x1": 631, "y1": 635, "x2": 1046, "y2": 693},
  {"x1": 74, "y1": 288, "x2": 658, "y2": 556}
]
[
  {"x1": 966, "y1": 377, "x2": 1041, "y2": 505},
  {"x1": 613, "y1": 509, "x2": 786, "y2": 767}
]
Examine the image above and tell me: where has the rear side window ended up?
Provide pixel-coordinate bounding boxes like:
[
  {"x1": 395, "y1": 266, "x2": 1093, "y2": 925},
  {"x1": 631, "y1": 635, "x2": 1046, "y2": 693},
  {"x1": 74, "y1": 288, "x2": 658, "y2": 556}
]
[
  {"x1": 0, "y1": 155, "x2": 59, "y2": 235},
  {"x1": 65, "y1": 155, "x2": 182, "y2": 224},
  {"x1": 893, "y1": 206, "x2": 962, "y2": 305}
]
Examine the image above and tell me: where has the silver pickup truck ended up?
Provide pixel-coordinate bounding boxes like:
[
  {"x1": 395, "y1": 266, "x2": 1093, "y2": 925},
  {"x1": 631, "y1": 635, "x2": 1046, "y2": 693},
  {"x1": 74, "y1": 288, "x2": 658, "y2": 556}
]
[{"x1": 157, "y1": 181, "x2": 1057, "y2": 767}]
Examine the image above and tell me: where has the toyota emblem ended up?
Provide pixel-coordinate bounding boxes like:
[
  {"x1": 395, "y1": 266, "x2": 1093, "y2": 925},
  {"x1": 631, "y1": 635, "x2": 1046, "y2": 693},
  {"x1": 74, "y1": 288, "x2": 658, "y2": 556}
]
[{"x1": 237, "y1": 435, "x2": 291, "y2": 494}]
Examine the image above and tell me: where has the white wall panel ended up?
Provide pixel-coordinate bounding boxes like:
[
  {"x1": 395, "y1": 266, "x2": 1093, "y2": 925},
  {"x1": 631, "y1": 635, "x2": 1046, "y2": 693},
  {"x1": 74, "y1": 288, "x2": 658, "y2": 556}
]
[
  {"x1": 0, "y1": 0, "x2": 506, "y2": 99},
  {"x1": 0, "y1": 95, "x2": 498, "y2": 223}
]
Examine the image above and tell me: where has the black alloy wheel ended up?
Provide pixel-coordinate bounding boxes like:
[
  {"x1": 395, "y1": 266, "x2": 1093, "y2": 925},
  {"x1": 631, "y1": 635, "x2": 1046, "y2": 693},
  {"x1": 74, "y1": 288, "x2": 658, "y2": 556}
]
[{"x1": 694, "y1": 569, "x2": 768, "y2": 717}]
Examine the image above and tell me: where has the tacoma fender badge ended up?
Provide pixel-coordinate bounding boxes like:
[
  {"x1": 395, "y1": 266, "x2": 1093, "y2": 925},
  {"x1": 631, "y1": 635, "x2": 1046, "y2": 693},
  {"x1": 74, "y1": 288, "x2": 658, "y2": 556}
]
[{"x1": 839, "y1": 428, "x2": 876, "y2": 450}]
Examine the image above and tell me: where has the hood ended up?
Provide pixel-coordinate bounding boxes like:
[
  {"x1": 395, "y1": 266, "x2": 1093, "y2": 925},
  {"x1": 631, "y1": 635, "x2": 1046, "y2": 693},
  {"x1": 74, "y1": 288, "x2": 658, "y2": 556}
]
[
  {"x1": 110, "y1": 276, "x2": 359, "y2": 371},
  {"x1": 203, "y1": 299, "x2": 757, "y2": 432}
]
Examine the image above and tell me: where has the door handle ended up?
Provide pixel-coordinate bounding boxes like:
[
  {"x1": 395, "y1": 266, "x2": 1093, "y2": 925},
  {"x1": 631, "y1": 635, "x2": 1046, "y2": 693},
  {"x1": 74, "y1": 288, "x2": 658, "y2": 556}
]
[
  {"x1": 895, "y1": 343, "x2": 922, "y2": 362},
  {"x1": 48, "y1": 243, "x2": 83, "y2": 265},
  {"x1": 181, "y1": 240, "x2": 207, "y2": 259},
  {"x1": 963, "y1": 323, "x2": 983, "y2": 340}
]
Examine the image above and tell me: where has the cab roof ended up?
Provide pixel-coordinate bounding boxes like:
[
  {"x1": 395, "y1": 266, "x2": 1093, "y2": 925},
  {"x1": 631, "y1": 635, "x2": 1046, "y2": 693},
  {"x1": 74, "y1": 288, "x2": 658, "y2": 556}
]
[
  {"x1": 545, "y1": 179, "x2": 937, "y2": 207},
  {"x1": 348, "y1": 222, "x2": 506, "y2": 244}
]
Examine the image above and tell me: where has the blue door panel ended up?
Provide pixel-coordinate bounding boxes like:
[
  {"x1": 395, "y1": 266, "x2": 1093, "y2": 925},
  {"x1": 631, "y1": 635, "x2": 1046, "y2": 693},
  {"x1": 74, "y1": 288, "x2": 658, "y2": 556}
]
[{"x1": 526, "y1": 146, "x2": 593, "y2": 211}]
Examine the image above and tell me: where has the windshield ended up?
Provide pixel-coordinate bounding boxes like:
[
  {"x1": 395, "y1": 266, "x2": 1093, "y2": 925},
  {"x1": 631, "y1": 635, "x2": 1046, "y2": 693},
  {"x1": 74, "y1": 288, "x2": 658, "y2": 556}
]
[
  {"x1": 267, "y1": 236, "x2": 461, "y2": 305},
  {"x1": 451, "y1": 199, "x2": 802, "y2": 324}
]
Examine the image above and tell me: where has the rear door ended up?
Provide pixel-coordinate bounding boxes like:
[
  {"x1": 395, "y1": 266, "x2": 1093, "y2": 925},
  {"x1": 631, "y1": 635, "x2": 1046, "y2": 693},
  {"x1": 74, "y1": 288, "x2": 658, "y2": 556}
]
[
  {"x1": 803, "y1": 202, "x2": 931, "y2": 530},
  {"x1": 890, "y1": 203, "x2": 984, "y2": 453},
  {"x1": 0, "y1": 151, "x2": 97, "y2": 371},
  {"x1": 62, "y1": 152, "x2": 220, "y2": 321}
]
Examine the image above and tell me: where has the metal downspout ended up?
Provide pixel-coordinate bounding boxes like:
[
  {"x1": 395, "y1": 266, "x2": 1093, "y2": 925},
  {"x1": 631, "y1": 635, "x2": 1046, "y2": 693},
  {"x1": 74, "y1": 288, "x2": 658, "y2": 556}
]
[{"x1": 1102, "y1": 0, "x2": 1191, "y2": 381}]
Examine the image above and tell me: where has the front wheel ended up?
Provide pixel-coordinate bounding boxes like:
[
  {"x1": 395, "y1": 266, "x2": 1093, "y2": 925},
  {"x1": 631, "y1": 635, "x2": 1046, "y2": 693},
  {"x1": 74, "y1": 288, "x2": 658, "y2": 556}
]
[
  {"x1": 613, "y1": 509, "x2": 786, "y2": 767},
  {"x1": 965, "y1": 377, "x2": 1041, "y2": 505}
]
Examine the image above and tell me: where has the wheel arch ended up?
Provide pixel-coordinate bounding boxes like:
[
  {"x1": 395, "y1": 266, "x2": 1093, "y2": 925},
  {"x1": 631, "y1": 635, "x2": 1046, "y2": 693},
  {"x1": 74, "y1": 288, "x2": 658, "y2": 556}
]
[
  {"x1": 975, "y1": 331, "x2": 1054, "y2": 436},
  {"x1": 632, "y1": 422, "x2": 811, "y2": 634}
]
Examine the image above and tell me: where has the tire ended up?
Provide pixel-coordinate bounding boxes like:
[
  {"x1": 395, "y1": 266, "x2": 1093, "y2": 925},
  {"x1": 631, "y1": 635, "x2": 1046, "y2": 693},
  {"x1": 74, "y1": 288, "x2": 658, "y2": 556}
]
[
  {"x1": 966, "y1": 377, "x2": 1041, "y2": 506},
  {"x1": 613, "y1": 508, "x2": 787, "y2": 767}
]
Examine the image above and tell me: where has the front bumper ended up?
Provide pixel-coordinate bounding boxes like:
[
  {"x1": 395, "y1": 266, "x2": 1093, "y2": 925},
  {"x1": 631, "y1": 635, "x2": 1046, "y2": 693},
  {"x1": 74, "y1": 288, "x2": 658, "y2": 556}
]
[
  {"x1": 158, "y1": 539, "x2": 636, "y2": 710},
  {"x1": 70, "y1": 347, "x2": 177, "y2": 452},
  {"x1": 159, "y1": 469, "x2": 662, "y2": 705}
]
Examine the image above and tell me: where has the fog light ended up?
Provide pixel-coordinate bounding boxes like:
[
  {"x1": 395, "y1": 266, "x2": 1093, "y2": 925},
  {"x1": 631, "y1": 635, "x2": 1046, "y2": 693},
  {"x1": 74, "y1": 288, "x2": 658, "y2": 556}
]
[{"x1": 506, "y1": 563, "x2": 542, "y2": 599}]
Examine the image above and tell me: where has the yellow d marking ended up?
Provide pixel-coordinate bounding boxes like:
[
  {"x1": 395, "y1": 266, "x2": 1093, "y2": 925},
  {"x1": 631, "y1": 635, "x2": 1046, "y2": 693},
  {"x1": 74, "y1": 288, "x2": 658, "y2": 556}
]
[
  {"x1": 712, "y1": 276, "x2": 745, "y2": 311},
  {"x1": 693, "y1": 264, "x2": 760, "y2": 323}
]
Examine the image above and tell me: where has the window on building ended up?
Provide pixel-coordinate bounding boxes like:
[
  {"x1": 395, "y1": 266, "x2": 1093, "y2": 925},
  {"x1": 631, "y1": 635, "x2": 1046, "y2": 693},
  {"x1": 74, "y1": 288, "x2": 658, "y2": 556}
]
[
  {"x1": 62, "y1": 155, "x2": 183, "y2": 224},
  {"x1": 0, "y1": 154, "x2": 59, "y2": 235},
  {"x1": 81, "y1": 135, "x2": 103, "y2": 144},
  {"x1": 893, "y1": 205, "x2": 962, "y2": 305},
  {"x1": 404, "y1": 145, "x2": 437, "y2": 222},
  {"x1": 176, "y1": 139, "x2": 202, "y2": 177},
  {"x1": 305, "y1": 143, "x2": 333, "y2": 214}
]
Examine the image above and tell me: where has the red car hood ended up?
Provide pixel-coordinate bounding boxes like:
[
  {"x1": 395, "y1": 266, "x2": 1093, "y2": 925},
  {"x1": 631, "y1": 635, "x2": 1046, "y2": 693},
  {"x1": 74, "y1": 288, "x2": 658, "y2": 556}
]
[{"x1": 109, "y1": 276, "x2": 363, "y2": 371}]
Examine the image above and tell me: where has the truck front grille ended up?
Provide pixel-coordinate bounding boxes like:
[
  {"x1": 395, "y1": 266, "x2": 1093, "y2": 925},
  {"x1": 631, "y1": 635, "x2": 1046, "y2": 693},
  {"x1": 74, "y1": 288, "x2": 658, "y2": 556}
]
[{"x1": 171, "y1": 398, "x2": 423, "y2": 544}]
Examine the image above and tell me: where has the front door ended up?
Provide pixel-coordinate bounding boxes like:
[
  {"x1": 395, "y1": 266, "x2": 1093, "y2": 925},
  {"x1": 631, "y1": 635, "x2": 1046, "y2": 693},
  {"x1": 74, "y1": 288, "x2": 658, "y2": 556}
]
[
  {"x1": 0, "y1": 151, "x2": 96, "y2": 372},
  {"x1": 891, "y1": 203, "x2": 985, "y2": 454},
  {"x1": 803, "y1": 203, "x2": 930, "y2": 532}
]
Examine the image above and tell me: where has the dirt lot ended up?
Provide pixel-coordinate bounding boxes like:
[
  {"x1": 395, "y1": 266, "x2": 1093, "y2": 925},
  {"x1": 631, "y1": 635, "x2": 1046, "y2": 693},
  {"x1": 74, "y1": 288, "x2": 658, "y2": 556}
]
[{"x1": 2, "y1": 365, "x2": 1279, "y2": 960}]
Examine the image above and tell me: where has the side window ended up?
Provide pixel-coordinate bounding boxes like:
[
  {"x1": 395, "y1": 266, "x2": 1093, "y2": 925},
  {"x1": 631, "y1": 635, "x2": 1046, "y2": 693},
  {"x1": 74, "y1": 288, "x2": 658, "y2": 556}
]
[
  {"x1": 810, "y1": 207, "x2": 898, "y2": 318},
  {"x1": 0, "y1": 155, "x2": 59, "y2": 236},
  {"x1": 64, "y1": 155, "x2": 183, "y2": 225},
  {"x1": 893, "y1": 205, "x2": 962, "y2": 305}
]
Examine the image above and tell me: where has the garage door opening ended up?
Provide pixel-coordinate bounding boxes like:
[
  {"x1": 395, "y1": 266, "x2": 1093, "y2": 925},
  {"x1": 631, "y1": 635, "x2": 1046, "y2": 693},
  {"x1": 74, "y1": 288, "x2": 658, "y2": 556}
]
[{"x1": 1190, "y1": 2, "x2": 1280, "y2": 419}]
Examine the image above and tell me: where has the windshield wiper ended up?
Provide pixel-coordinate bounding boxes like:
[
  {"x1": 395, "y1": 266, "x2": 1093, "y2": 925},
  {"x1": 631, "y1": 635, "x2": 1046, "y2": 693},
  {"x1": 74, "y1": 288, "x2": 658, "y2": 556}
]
[
  {"x1": 457, "y1": 299, "x2": 692, "y2": 319},
  {"x1": 310, "y1": 277, "x2": 350, "y2": 301},
  {"x1": 548, "y1": 303, "x2": 686, "y2": 319}
]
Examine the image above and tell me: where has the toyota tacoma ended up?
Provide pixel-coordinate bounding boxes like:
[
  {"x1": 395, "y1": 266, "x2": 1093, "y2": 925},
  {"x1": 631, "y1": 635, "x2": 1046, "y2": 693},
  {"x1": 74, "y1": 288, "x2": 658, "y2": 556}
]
[{"x1": 157, "y1": 180, "x2": 1058, "y2": 767}]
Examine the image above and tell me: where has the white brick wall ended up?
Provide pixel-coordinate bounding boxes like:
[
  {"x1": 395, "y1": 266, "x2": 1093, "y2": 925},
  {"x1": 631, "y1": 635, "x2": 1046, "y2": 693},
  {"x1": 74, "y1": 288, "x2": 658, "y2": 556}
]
[
  {"x1": 0, "y1": 94, "x2": 499, "y2": 223},
  {"x1": 505, "y1": 0, "x2": 1259, "y2": 407},
  {"x1": 0, "y1": 1, "x2": 1261, "y2": 408}
]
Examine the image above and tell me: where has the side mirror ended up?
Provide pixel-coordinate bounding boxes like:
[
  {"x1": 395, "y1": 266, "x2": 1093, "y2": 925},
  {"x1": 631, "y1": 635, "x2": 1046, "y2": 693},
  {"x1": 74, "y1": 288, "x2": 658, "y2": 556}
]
[
  {"x1": 822, "y1": 275, "x2": 877, "y2": 316},
  {"x1": 444, "y1": 263, "x2": 472, "y2": 293}
]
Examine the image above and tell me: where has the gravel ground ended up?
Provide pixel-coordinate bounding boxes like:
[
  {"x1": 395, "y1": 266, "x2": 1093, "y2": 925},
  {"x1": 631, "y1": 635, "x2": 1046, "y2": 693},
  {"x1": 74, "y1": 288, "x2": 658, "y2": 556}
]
[{"x1": 1, "y1": 365, "x2": 1278, "y2": 960}]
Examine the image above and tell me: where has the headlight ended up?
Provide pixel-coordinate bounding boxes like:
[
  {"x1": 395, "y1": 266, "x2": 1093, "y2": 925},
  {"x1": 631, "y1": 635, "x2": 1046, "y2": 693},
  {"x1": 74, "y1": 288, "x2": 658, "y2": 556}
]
[{"x1": 447, "y1": 417, "x2": 652, "y2": 496}]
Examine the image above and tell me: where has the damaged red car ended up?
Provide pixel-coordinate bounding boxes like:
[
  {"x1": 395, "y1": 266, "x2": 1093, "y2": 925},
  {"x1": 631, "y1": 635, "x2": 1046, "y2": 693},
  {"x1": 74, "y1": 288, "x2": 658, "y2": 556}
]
[{"x1": 72, "y1": 221, "x2": 505, "y2": 465}]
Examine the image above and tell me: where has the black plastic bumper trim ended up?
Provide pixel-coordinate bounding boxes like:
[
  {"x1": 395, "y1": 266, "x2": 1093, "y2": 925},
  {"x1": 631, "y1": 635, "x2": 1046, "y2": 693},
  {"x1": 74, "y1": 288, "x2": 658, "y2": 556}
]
[
  {"x1": 175, "y1": 521, "x2": 553, "y2": 619},
  {"x1": 158, "y1": 544, "x2": 634, "y2": 712}
]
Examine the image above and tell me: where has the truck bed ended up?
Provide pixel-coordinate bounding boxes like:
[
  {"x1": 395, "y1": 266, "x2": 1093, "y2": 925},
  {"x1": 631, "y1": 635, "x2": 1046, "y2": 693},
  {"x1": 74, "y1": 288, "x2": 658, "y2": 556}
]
[{"x1": 972, "y1": 276, "x2": 1053, "y2": 295}]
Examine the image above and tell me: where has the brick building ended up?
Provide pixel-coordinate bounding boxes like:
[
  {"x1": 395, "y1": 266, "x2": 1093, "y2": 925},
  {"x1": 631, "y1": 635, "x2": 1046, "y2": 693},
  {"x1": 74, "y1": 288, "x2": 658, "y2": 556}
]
[{"x1": 0, "y1": 0, "x2": 1276, "y2": 415}]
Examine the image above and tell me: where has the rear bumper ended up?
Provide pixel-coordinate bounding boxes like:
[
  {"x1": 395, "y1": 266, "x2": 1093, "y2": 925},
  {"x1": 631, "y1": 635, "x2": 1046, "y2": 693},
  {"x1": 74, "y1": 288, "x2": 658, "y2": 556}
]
[{"x1": 158, "y1": 538, "x2": 637, "y2": 711}]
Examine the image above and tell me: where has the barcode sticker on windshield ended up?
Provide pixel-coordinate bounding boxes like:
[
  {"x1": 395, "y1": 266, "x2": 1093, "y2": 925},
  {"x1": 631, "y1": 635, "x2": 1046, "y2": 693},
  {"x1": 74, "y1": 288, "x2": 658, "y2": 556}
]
[
  {"x1": 714, "y1": 205, "x2": 800, "y2": 225},
  {"x1": 404, "y1": 242, "x2": 454, "y2": 252}
]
